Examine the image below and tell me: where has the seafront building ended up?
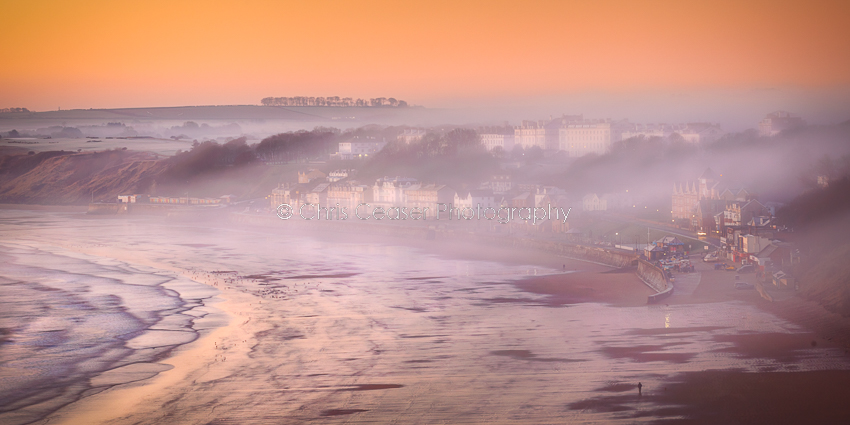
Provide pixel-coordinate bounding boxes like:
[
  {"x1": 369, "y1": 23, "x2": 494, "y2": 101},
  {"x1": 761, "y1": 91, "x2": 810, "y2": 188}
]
[
  {"x1": 758, "y1": 111, "x2": 805, "y2": 137},
  {"x1": 335, "y1": 136, "x2": 387, "y2": 159},
  {"x1": 398, "y1": 129, "x2": 426, "y2": 144},
  {"x1": 479, "y1": 132, "x2": 515, "y2": 152},
  {"x1": 560, "y1": 122, "x2": 612, "y2": 157},
  {"x1": 371, "y1": 177, "x2": 420, "y2": 208}
]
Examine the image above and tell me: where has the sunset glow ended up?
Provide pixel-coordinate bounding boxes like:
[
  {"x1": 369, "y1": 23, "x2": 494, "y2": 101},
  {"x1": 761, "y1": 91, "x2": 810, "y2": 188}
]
[{"x1": 3, "y1": 0, "x2": 850, "y2": 110}]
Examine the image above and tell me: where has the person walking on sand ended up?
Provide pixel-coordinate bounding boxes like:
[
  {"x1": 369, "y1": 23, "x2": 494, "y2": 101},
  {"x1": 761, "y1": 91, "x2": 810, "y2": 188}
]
[{"x1": 637, "y1": 382, "x2": 642, "y2": 395}]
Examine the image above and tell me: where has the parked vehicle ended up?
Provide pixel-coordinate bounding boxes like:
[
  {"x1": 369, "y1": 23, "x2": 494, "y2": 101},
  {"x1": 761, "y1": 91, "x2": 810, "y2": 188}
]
[
  {"x1": 703, "y1": 253, "x2": 721, "y2": 262},
  {"x1": 737, "y1": 264, "x2": 755, "y2": 274},
  {"x1": 725, "y1": 265, "x2": 737, "y2": 271}
]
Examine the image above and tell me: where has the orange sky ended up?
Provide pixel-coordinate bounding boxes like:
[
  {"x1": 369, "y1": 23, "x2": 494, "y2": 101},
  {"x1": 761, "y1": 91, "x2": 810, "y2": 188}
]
[{"x1": 2, "y1": 0, "x2": 849, "y2": 111}]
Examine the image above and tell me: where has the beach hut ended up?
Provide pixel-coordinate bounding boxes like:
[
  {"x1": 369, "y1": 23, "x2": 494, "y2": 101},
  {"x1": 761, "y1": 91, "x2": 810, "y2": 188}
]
[
  {"x1": 655, "y1": 236, "x2": 686, "y2": 254},
  {"x1": 644, "y1": 244, "x2": 665, "y2": 260}
]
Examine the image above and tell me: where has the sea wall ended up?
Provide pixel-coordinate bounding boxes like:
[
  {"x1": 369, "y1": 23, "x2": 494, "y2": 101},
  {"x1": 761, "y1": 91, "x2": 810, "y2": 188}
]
[
  {"x1": 86, "y1": 203, "x2": 210, "y2": 216},
  {"x1": 637, "y1": 259, "x2": 673, "y2": 302},
  {"x1": 87, "y1": 203, "x2": 126, "y2": 214}
]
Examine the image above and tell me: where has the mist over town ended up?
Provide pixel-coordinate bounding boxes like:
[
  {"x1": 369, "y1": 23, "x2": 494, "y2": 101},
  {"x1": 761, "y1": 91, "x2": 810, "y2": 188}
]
[{"x1": 2, "y1": 1, "x2": 850, "y2": 424}]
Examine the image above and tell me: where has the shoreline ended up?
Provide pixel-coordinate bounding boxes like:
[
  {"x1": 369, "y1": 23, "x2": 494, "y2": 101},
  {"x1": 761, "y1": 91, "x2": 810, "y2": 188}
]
[
  {"x1": 46, "y1": 269, "x2": 244, "y2": 425},
  {"x1": 0, "y1": 203, "x2": 88, "y2": 212},
  {"x1": 30, "y1": 211, "x2": 655, "y2": 423},
  {"x1": 5, "y1": 206, "x2": 850, "y2": 423},
  {"x1": 246, "y1": 213, "x2": 850, "y2": 352},
  {"x1": 0, "y1": 240, "x2": 219, "y2": 425},
  {"x1": 8, "y1": 202, "x2": 847, "y2": 345},
  {"x1": 226, "y1": 215, "x2": 657, "y2": 307}
]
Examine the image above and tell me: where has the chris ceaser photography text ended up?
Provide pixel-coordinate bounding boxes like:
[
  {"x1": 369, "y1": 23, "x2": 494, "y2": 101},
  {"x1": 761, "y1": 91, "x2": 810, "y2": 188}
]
[{"x1": 276, "y1": 203, "x2": 571, "y2": 225}]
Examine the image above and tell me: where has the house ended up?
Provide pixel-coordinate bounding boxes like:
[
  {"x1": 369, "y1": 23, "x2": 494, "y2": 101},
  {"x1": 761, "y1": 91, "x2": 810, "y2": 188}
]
[
  {"x1": 304, "y1": 183, "x2": 330, "y2": 205},
  {"x1": 673, "y1": 168, "x2": 759, "y2": 231},
  {"x1": 755, "y1": 242, "x2": 796, "y2": 268},
  {"x1": 328, "y1": 169, "x2": 355, "y2": 182},
  {"x1": 745, "y1": 216, "x2": 774, "y2": 238},
  {"x1": 511, "y1": 192, "x2": 533, "y2": 209},
  {"x1": 483, "y1": 174, "x2": 513, "y2": 194},
  {"x1": 326, "y1": 183, "x2": 369, "y2": 211},
  {"x1": 654, "y1": 236, "x2": 686, "y2": 254},
  {"x1": 515, "y1": 120, "x2": 549, "y2": 150},
  {"x1": 270, "y1": 183, "x2": 304, "y2": 208},
  {"x1": 600, "y1": 192, "x2": 634, "y2": 211},
  {"x1": 676, "y1": 122, "x2": 724, "y2": 144},
  {"x1": 560, "y1": 121, "x2": 612, "y2": 157},
  {"x1": 117, "y1": 194, "x2": 149, "y2": 203},
  {"x1": 718, "y1": 188, "x2": 753, "y2": 202},
  {"x1": 673, "y1": 168, "x2": 722, "y2": 223},
  {"x1": 672, "y1": 181, "x2": 699, "y2": 221},
  {"x1": 336, "y1": 137, "x2": 387, "y2": 159},
  {"x1": 695, "y1": 198, "x2": 727, "y2": 232},
  {"x1": 723, "y1": 200, "x2": 769, "y2": 229},
  {"x1": 534, "y1": 191, "x2": 553, "y2": 209},
  {"x1": 372, "y1": 177, "x2": 419, "y2": 208},
  {"x1": 759, "y1": 111, "x2": 805, "y2": 137},
  {"x1": 454, "y1": 190, "x2": 499, "y2": 210},
  {"x1": 582, "y1": 193, "x2": 607, "y2": 212},
  {"x1": 298, "y1": 169, "x2": 326, "y2": 184},
  {"x1": 480, "y1": 132, "x2": 516, "y2": 152},
  {"x1": 741, "y1": 234, "x2": 771, "y2": 255},
  {"x1": 398, "y1": 129, "x2": 426, "y2": 144},
  {"x1": 620, "y1": 125, "x2": 665, "y2": 140},
  {"x1": 644, "y1": 244, "x2": 665, "y2": 260},
  {"x1": 406, "y1": 184, "x2": 455, "y2": 215}
]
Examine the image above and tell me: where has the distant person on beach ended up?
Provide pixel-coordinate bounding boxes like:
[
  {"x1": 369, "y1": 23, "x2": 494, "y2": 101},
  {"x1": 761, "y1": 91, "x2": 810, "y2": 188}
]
[{"x1": 638, "y1": 382, "x2": 642, "y2": 395}]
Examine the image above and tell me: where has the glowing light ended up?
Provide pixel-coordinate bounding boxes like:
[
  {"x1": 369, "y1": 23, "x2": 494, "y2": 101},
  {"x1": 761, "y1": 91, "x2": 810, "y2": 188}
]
[{"x1": 3, "y1": 2, "x2": 850, "y2": 110}]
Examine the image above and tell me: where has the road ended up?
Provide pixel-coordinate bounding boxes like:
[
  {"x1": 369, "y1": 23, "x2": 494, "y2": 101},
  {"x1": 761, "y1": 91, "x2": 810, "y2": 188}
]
[{"x1": 601, "y1": 214, "x2": 722, "y2": 249}]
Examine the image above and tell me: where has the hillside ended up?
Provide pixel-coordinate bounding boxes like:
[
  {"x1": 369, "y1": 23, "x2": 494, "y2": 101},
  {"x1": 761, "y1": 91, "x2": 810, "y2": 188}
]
[
  {"x1": 0, "y1": 150, "x2": 165, "y2": 204},
  {"x1": 0, "y1": 147, "x2": 308, "y2": 205},
  {"x1": 0, "y1": 105, "x2": 436, "y2": 125},
  {"x1": 779, "y1": 177, "x2": 850, "y2": 317}
]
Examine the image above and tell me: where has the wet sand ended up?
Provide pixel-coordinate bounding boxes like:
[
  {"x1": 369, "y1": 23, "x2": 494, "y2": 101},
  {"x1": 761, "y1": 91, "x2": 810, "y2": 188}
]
[
  {"x1": 573, "y1": 370, "x2": 850, "y2": 424},
  {"x1": 2, "y1": 207, "x2": 850, "y2": 424},
  {"x1": 263, "y1": 222, "x2": 655, "y2": 308},
  {"x1": 684, "y1": 259, "x2": 850, "y2": 352}
]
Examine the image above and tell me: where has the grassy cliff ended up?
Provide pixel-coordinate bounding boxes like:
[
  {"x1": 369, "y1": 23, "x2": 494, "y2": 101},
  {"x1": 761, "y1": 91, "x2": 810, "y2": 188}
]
[{"x1": 779, "y1": 177, "x2": 850, "y2": 317}]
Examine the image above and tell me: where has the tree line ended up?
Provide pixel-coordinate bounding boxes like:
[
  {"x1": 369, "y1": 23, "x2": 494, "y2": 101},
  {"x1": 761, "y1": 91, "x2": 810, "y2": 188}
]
[{"x1": 261, "y1": 96, "x2": 408, "y2": 107}]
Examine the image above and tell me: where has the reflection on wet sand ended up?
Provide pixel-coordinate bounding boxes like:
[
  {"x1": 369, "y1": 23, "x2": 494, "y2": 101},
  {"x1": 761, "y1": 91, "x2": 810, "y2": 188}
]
[{"x1": 1, "y1": 209, "x2": 849, "y2": 424}]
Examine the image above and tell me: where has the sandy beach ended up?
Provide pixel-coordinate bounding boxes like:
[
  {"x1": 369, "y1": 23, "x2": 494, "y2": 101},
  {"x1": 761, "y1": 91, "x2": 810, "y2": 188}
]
[{"x1": 2, "y1": 207, "x2": 849, "y2": 424}]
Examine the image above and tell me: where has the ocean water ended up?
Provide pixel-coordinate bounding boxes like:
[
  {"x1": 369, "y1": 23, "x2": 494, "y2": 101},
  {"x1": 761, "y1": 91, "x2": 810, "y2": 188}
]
[
  {"x1": 0, "y1": 212, "x2": 220, "y2": 424},
  {"x1": 1, "y1": 209, "x2": 848, "y2": 424}
]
